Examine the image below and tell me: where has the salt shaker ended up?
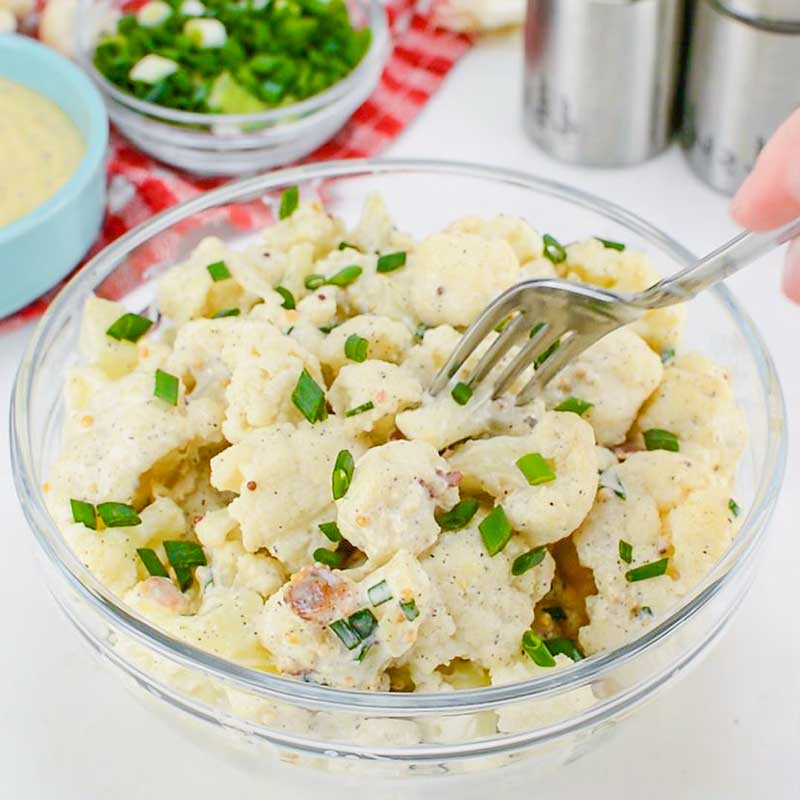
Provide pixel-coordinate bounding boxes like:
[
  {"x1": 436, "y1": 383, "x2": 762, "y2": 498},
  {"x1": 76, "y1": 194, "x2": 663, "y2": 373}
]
[
  {"x1": 682, "y1": 1, "x2": 800, "y2": 195},
  {"x1": 523, "y1": 0, "x2": 685, "y2": 167}
]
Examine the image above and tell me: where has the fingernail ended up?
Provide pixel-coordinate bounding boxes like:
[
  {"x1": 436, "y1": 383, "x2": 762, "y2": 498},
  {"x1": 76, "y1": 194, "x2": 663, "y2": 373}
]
[{"x1": 782, "y1": 239, "x2": 800, "y2": 303}]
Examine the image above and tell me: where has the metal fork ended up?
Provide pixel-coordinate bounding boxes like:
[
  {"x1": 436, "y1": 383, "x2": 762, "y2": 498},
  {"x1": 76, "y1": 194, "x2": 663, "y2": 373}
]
[{"x1": 430, "y1": 218, "x2": 800, "y2": 406}]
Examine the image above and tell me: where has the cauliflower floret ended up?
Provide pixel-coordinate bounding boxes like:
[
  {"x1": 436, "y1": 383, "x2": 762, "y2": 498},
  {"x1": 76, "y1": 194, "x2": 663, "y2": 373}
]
[
  {"x1": 545, "y1": 328, "x2": 663, "y2": 446},
  {"x1": 260, "y1": 200, "x2": 344, "y2": 259},
  {"x1": 574, "y1": 450, "x2": 735, "y2": 654},
  {"x1": 198, "y1": 538, "x2": 284, "y2": 598},
  {"x1": 328, "y1": 361, "x2": 423, "y2": 440},
  {"x1": 195, "y1": 506, "x2": 238, "y2": 548},
  {"x1": 210, "y1": 419, "x2": 365, "y2": 556},
  {"x1": 448, "y1": 411, "x2": 598, "y2": 547},
  {"x1": 409, "y1": 232, "x2": 519, "y2": 327},
  {"x1": 295, "y1": 285, "x2": 339, "y2": 327},
  {"x1": 633, "y1": 353, "x2": 747, "y2": 483},
  {"x1": 447, "y1": 214, "x2": 543, "y2": 263},
  {"x1": 348, "y1": 193, "x2": 415, "y2": 254},
  {"x1": 336, "y1": 440, "x2": 460, "y2": 562},
  {"x1": 319, "y1": 314, "x2": 413, "y2": 376},
  {"x1": 79, "y1": 296, "x2": 139, "y2": 379},
  {"x1": 400, "y1": 324, "x2": 462, "y2": 385}
]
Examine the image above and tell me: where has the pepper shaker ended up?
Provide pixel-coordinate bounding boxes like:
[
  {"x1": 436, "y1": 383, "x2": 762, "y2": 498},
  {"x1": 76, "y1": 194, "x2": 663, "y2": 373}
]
[
  {"x1": 523, "y1": 0, "x2": 686, "y2": 167},
  {"x1": 682, "y1": 1, "x2": 800, "y2": 194}
]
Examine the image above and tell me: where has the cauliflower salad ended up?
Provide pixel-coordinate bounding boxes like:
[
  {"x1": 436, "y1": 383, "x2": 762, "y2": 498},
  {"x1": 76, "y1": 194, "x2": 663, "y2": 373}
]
[{"x1": 47, "y1": 188, "x2": 747, "y2": 697}]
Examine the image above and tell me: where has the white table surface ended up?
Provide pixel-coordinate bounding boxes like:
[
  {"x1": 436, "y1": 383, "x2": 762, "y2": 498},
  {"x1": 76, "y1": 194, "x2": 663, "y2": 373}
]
[{"x1": 3, "y1": 30, "x2": 799, "y2": 799}]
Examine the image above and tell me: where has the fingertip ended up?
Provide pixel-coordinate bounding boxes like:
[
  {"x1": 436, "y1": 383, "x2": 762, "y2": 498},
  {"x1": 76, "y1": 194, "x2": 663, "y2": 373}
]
[{"x1": 781, "y1": 239, "x2": 800, "y2": 303}]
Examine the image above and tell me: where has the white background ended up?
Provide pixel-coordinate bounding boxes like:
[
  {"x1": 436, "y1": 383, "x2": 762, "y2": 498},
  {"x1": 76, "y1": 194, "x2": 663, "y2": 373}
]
[{"x1": 2, "y1": 31, "x2": 798, "y2": 798}]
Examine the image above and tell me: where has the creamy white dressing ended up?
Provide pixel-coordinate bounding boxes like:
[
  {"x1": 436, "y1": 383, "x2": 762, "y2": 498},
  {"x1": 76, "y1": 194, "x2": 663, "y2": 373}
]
[{"x1": 0, "y1": 78, "x2": 85, "y2": 228}]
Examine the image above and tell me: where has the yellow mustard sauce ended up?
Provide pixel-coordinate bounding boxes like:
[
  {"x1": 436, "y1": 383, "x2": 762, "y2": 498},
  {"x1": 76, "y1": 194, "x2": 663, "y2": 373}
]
[{"x1": 0, "y1": 78, "x2": 85, "y2": 228}]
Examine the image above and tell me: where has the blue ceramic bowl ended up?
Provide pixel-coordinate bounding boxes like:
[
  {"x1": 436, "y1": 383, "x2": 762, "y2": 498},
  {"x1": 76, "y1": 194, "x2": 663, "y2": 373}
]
[{"x1": 0, "y1": 35, "x2": 108, "y2": 318}]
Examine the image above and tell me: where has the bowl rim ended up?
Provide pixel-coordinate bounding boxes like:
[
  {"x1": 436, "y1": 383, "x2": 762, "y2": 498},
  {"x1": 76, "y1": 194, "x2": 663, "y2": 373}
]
[
  {"x1": 74, "y1": 0, "x2": 390, "y2": 128},
  {"x1": 0, "y1": 35, "x2": 109, "y2": 245},
  {"x1": 11, "y1": 158, "x2": 787, "y2": 719}
]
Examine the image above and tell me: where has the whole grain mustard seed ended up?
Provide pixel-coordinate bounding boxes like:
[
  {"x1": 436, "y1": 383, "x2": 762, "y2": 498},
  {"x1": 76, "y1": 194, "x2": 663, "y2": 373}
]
[{"x1": 246, "y1": 481, "x2": 257, "y2": 491}]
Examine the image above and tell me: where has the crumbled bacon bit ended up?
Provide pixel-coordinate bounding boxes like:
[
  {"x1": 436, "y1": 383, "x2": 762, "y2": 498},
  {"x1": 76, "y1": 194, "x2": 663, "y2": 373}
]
[
  {"x1": 437, "y1": 469, "x2": 462, "y2": 487},
  {"x1": 246, "y1": 480, "x2": 257, "y2": 491},
  {"x1": 193, "y1": 515, "x2": 204, "y2": 524},
  {"x1": 287, "y1": 566, "x2": 350, "y2": 622}
]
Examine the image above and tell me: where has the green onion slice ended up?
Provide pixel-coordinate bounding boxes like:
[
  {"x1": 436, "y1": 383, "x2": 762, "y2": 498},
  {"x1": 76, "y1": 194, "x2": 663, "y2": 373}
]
[
  {"x1": 728, "y1": 498, "x2": 741, "y2": 517},
  {"x1": 348, "y1": 608, "x2": 377, "y2": 639},
  {"x1": 661, "y1": 348, "x2": 676, "y2": 363},
  {"x1": 345, "y1": 401, "x2": 374, "y2": 417},
  {"x1": 344, "y1": 333, "x2": 369, "y2": 362},
  {"x1": 511, "y1": 546, "x2": 547, "y2": 576},
  {"x1": 625, "y1": 557, "x2": 669, "y2": 583},
  {"x1": 304, "y1": 273, "x2": 326, "y2": 291},
  {"x1": 291, "y1": 369, "x2": 327, "y2": 424},
  {"x1": 544, "y1": 606, "x2": 566, "y2": 621},
  {"x1": 479, "y1": 505, "x2": 512, "y2": 556},
  {"x1": 516, "y1": 452, "x2": 556, "y2": 485},
  {"x1": 326, "y1": 265, "x2": 362, "y2": 287},
  {"x1": 542, "y1": 234, "x2": 567, "y2": 264},
  {"x1": 400, "y1": 598, "x2": 419, "y2": 622},
  {"x1": 70, "y1": 499, "x2": 96, "y2": 530},
  {"x1": 597, "y1": 238, "x2": 626, "y2": 252},
  {"x1": 330, "y1": 618, "x2": 360, "y2": 650},
  {"x1": 318, "y1": 521, "x2": 343, "y2": 542},
  {"x1": 643, "y1": 428, "x2": 680, "y2": 452},
  {"x1": 163, "y1": 539, "x2": 207, "y2": 591},
  {"x1": 554, "y1": 396, "x2": 593, "y2": 416},
  {"x1": 619, "y1": 539, "x2": 633, "y2": 564},
  {"x1": 279, "y1": 185, "x2": 299, "y2": 219},
  {"x1": 494, "y1": 315, "x2": 513, "y2": 333},
  {"x1": 535, "y1": 338, "x2": 561, "y2": 368},
  {"x1": 544, "y1": 637, "x2": 584, "y2": 662},
  {"x1": 338, "y1": 241, "x2": 360, "y2": 251},
  {"x1": 154, "y1": 369, "x2": 179, "y2": 406},
  {"x1": 451, "y1": 382, "x2": 473, "y2": 406},
  {"x1": 438, "y1": 498, "x2": 479, "y2": 531},
  {"x1": 356, "y1": 643, "x2": 371, "y2": 662},
  {"x1": 368, "y1": 580, "x2": 393, "y2": 607},
  {"x1": 522, "y1": 630, "x2": 556, "y2": 667},
  {"x1": 97, "y1": 502, "x2": 141, "y2": 528},
  {"x1": 212, "y1": 307, "x2": 240, "y2": 318},
  {"x1": 313, "y1": 547, "x2": 345, "y2": 568},
  {"x1": 206, "y1": 260, "x2": 231, "y2": 282},
  {"x1": 106, "y1": 312, "x2": 152, "y2": 343},
  {"x1": 376, "y1": 251, "x2": 406, "y2": 273},
  {"x1": 638, "y1": 606, "x2": 654, "y2": 618},
  {"x1": 137, "y1": 547, "x2": 168, "y2": 578},
  {"x1": 413, "y1": 323, "x2": 428, "y2": 343},
  {"x1": 332, "y1": 449, "x2": 354, "y2": 500},
  {"x1": 275, "y1": 286, "x2": 296, "y2": 310}
]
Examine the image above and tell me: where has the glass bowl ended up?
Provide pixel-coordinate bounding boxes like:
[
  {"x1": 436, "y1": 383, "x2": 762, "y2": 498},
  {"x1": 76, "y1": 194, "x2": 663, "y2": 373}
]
[
  {"x1": 10, "y1": 160, "x2": 787, "y2": 779},
  {"x1": 74, "y1": 0, "x2": 390, "y2": 175}
]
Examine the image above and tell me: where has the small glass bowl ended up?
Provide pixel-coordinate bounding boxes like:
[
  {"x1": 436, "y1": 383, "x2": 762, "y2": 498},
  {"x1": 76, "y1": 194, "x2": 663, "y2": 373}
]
[
  {"x1": 11, "y1": 160, "x2": 787, "y2": 780},
  {"x1": 74, "y1": 0, "x2": 390, "y2": 174}
]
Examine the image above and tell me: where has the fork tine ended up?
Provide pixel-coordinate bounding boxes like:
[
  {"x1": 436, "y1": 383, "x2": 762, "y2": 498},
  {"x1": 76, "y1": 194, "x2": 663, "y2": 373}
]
[
  {"x1": 491, "y1": 326, "x2": 570, "y2": 399},
  {"x1": 464, "y1": 312, "x2": 530, "y2": 388},
  {"x1": 429, "y1": 296, "x2": 523, "y2": 395},
  {"x1": 515, "y1": 332, "x2": 587, "y2": 405}
]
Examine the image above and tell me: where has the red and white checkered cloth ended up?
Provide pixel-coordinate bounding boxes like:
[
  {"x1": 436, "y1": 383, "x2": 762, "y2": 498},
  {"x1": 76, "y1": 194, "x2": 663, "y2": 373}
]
[{"x1": 3, "y1": 0, "x2": 470, "y2": 331}]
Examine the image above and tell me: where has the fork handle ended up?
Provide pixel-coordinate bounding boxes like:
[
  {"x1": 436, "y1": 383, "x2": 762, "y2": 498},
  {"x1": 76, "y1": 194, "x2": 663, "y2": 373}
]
[{"x1": 635, "y1": 217, "x2": 800, "y2": 308}]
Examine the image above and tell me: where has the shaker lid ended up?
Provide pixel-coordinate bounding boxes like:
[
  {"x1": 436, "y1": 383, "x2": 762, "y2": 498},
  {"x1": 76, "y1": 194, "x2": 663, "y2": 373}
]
[{"x1": 719, "y1": 0, "x2": 800, "y2": 23}]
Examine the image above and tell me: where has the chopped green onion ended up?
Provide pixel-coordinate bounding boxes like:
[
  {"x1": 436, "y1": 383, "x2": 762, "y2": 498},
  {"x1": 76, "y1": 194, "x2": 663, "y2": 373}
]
[
  {"x1": 275, "y1": 286, "x2": 296, "y2": 310},
  {"x1": 554, "y1": 396, "x2": 593, "y2": 416},
  {"x1": 376, "y1": 251, "x2": 407, "y2": 273},
  {"x1": 438, "y1": 498, "x2": 479, "y2": 531},
  {"x1": 345, "y1": 401, "x2": 374, "y2": 417},
  {"x1": 206, "y1": 260, "x2": 231, "y2": 282},
  {"x1": 599, "y1": 467, "x2": 626, "y2": 500},
  {"x1": 212, "y1": 307, "x2": 240, "y2": 318},
  {"x1": 338, "y1": 241, "x2": 360, "y2": 252},
  {"x1": 619, "y1": 540, "x2": 633, "y2": 564},
  {"x1": 367, "y1": 580, "x2": 393, "y2": 607},
  {"x1": 535, "y1": 338, "x2": 561, "y2": 368},
  {"x1": 319, "y1": 322, "x2": 339, "y2": 334},
  {"x1": 348, "y1": 608, "x2": 377, "y2": 639},
  {"x1": 326, "y1": 265, "x2": 363, "y2": 288},
  {"x1": 97, "y1": 502, "x2": 141, "y2": 528},
  {"x1": 137, "y1": 547, "x2": 168, "y2": 578},
  {"x1": 530, "y1": 321, "x2": 546, "y2": 339},
  {"x1": 643, "y1": 428, "x2": 680, "y2": 452},
  {"x1": 516, "y1": 452, "x2": 556, "y2": 485},
  {"x1": 106, "y1": 312, "x2": 152, "y2": 342},
  {"x1": 413, "y1": 323, "x2": 428, "y2": 343},
  {"x1": 154, "y1": 369, "x2": 179, "y2": 406},
  {"x1": 313, "y1": 547, "x2": 345, "y2": 568},
  {"x1": 291, "y1": 369, "x2": 327, "y2": 424},
  {"x1": 163, "y1": 539, "x2": 207, "y2": 591},
  {"x1": 451, "y1": 382, "x2": 473, "y2": 406},
  {"x1": 494, "y1": 315, "x2": 513, "y2": 333},
  {"x1": 70, "y1": 499, "x2": 96, "y2": 530},
  {"x1": 661, "y1": 348, "x2": 676, "y2": 364},
  {"x1": 332, "y1": 449, "x2": 354, "y2": 500},
  {"x1": 344, "y1": 333, "x2": 369, "y2": 362},
  {"x1": 400, "y1": 598, "x2": 419, "y2": 621},
  {"x1": 542, "y1": 234, "x2": 567, "y2": 264},
  {"x1": 279, "y1": 185, "x2": 299, "y2": 219},
  {"x1": 521, "y1": 630, "x2": 556, "y2": 667},
  {"x1": 597, "y1": 238, "x2": 626, "y2": 252},
  {"x1": 728, "y1": 498, "x2": 741, "y2": 517},
  {"x1": 511, "y1": 546, "x2": 547, "y2": 576},
  {"x1": 638, "y1": 606, "x2": 654, "y2": 618},
  {"x1": 479, "y1": 505, "x2": 512, "y2": 556},
  {"x1": 625, "y1": 557, "x2": 669, "y2": 583},
  {"x1": 304, "y1": 273, "x2": 326, "y2": 291},
  {"x1": 356, "y1": 643, "x2": 371, "y2": 662},
  {"x1": 330, "y1": 618, "x2": 360, "y2": 650},
  {"x1": 544, "y1": 637, "x2": 584, "y2": 662},
  {"x1": 318, "y1": 521, "x2": 342, "y2": 542},
  {"x1": 544, "y1": 606, "x2": 566, "y2": 621}
]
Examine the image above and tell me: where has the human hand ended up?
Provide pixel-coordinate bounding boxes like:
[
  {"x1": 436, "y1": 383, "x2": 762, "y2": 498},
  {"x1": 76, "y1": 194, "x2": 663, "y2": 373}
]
[{"x1": 731, "y1": 107, "x2": 800, "y2": 303}]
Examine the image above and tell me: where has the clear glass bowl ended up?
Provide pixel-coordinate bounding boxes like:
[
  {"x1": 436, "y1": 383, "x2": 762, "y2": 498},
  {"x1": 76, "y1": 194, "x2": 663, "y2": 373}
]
[
  {"x1": 10, "y1": 160, "x2": 787, "y2": 779},
  {"x1": 74, "y1": 0, "x2": 390, "y2": 174}
]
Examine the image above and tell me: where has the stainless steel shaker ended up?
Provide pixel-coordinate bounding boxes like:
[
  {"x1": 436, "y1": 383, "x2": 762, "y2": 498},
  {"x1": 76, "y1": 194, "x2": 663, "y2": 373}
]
[
  {"x1": 523, "y1": 0, "x2": 685, "y2": 167},
  {"x1": 682, "y1": 1, "x2": 800, "y2": 194}
]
